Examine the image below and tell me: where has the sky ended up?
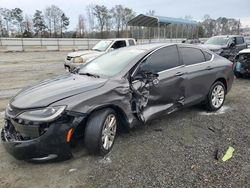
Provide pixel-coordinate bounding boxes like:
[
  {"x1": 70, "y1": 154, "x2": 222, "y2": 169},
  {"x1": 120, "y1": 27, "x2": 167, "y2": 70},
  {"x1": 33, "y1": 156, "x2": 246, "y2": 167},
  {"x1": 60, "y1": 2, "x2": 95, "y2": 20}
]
[{"x1": 0, "y1": 0, "x2": 250, "y2": 30}]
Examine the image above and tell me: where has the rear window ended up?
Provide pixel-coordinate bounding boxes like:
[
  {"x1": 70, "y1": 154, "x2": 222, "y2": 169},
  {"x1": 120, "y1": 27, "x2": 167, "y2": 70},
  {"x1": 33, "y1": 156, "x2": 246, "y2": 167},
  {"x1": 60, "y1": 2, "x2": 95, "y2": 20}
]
[
  {"x1": 128, "y1": 40, "x2": 135, "y2": 46},
  {"x1": 180, "y1": 47, "x2": 205, "y2": 65},
  {"x1": 111, "y1": 41, "x2": 126, "y2": 49},
  {"x1": 236, "y1": 37, "x2": 244, "y2": 45}
]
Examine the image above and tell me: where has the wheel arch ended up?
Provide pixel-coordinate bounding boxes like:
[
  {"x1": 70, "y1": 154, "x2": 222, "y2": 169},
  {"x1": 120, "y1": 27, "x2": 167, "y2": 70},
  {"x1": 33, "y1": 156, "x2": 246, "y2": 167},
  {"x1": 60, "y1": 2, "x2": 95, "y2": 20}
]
[
  {"x1": 213, "y1": 77, "x2": 227, "y2": 93},
  {"x1": 86, "y1": 104, "x2": 130, "y2": 131}
]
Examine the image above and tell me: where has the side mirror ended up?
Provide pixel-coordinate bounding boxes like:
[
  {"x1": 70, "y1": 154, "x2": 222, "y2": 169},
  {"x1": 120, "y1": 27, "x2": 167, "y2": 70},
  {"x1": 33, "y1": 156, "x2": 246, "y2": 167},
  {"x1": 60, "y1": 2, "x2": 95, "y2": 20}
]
[
  {"x1": 229, "y1": 42, "x2": 235, "y2": 48},
  {"x1": 108, "y1": 48, "x2": 114, "y2": 52}
]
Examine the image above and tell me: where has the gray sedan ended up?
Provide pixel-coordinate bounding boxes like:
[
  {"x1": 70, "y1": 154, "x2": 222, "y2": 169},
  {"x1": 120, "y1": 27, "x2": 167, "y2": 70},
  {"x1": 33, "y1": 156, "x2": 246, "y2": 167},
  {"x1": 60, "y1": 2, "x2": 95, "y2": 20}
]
[{"x1": 1, "y1": 43, "x2": 234, "y2": 161}]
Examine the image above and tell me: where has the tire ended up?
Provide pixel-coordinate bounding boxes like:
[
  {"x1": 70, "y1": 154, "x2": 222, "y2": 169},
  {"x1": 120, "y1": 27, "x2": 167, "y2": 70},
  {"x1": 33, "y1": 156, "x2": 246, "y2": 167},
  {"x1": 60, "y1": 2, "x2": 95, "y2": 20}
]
[
  {"x1": 205, "y1": 81, "x2": 226, "y2": 111},
  {"x1": 84, "y1": 108, "x2": 117, "y2": 155}
]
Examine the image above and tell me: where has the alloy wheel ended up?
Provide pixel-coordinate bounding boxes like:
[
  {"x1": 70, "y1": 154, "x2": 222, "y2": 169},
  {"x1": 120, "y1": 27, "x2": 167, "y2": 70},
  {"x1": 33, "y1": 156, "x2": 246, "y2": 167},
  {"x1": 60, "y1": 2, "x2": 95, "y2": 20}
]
[
  {"x1": 211, "y1": 85, "x2": 225, "y2": 108},
  {"x1": 101, "y1": 114, "x2": 117, "y2": 150}
]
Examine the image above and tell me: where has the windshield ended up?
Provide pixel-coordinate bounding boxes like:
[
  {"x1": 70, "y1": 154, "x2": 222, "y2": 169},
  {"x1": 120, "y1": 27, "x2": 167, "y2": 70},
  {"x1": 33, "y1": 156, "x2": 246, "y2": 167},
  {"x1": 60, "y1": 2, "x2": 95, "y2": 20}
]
[
  {"x1": 78, "y1": 49, "x2": 145, "y2": 77},
  {"x1": 205, "y1": 37, "x2": 229, "y2": 46},
  {"x1": 92, "y1": 40, "x2": 113, "y2": 52}
]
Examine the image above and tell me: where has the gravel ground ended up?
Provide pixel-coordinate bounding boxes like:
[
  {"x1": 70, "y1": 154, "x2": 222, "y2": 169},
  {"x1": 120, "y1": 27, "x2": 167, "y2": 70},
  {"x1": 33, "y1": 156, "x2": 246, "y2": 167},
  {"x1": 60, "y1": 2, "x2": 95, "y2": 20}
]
[{"x1": 0, "y1": 52, "x2": 250, "y2": 188}]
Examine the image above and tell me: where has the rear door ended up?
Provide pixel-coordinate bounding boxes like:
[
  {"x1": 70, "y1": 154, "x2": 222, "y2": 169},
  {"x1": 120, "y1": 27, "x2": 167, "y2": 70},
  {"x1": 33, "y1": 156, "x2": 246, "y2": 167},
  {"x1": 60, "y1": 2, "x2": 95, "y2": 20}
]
[
  {"x1": 178, "y1": 46, "x2": 214, "y2": 105},
  {"x1": 134, "y1": 45, "x2": 186, "y2": 121},
  {"x1": 235, "y1": 36, "x2": 247, "y2": 52}
]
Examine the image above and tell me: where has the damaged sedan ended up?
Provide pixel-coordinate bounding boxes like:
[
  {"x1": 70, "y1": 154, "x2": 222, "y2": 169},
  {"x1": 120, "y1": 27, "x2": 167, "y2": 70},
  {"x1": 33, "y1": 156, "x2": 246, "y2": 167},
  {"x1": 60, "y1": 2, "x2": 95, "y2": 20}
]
[{"x1": 1, "y1": 43, "x2": 234, "y2": 161}]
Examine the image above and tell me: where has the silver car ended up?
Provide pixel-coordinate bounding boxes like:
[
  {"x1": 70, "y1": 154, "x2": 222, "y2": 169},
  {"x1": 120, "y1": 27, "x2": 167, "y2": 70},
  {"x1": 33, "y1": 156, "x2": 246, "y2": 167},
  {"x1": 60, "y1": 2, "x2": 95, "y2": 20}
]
[{"x1": 64, "y1": 38, "x2": 136, "y2": 72}]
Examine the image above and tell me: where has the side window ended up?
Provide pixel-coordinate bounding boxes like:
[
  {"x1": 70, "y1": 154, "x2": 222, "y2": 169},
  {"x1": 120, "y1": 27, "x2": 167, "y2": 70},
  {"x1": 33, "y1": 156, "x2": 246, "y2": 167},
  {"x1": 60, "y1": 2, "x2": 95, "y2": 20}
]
[
  {"x1": 236, "y1": 37, "x2": 244, "y2": 45},
  {"x1": 203, "y1": 51, "x2": 212, "y2": 61},
  {"x1": 128, "y1": 40, "x2": 135, "y2": 46},
  {"x1": 111, "y1": 40, "x2": 126, "y2": 49},
  {"x1": 141, "y1": 45, "x2": 181, "y2": 73},
  {"x1": 180, "y1": 47, "x2": 205, "y2": 65}
]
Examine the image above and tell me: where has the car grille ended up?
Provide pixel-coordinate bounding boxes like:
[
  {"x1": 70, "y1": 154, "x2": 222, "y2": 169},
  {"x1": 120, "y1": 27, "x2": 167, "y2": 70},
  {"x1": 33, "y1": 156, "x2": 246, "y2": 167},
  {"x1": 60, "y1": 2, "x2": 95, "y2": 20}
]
[{"x1": 67, "y1": 56, "x2": 72, "y2": 61}]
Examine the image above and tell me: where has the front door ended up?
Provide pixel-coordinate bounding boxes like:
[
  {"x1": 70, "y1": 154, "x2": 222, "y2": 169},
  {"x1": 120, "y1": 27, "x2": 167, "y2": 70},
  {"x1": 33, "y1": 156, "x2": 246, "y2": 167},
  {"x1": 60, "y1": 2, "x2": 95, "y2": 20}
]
[{"x1": 132, "y1": 45, "x2": 186, "y2": 122}]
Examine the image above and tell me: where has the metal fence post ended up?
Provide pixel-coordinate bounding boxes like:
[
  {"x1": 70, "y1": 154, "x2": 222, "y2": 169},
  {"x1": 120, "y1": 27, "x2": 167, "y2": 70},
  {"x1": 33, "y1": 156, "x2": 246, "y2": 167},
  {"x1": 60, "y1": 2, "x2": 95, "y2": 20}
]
[
  {"x1": 21, "y1": 37, "x2": 24, "y2": 51},
  {"x1": 57, "y1": 38, "x2": 59, "y2": 51}
]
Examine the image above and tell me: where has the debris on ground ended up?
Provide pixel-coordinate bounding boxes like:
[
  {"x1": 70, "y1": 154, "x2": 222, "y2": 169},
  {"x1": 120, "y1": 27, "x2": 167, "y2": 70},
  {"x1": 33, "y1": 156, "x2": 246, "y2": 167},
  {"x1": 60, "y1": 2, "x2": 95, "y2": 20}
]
[{"x1": 222, "y1": 146, "x2": 235, "y2": 162}]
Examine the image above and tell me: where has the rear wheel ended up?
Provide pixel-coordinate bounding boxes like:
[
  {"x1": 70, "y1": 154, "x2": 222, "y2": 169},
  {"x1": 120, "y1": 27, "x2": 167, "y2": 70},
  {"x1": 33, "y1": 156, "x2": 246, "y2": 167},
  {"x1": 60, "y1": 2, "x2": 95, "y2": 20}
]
[
  {"x1": 84, "y1": 108, "x2": 117, "y2": 155},
  {"x1": 205, "y1": 81, "x2": 226, "y2": 111}
]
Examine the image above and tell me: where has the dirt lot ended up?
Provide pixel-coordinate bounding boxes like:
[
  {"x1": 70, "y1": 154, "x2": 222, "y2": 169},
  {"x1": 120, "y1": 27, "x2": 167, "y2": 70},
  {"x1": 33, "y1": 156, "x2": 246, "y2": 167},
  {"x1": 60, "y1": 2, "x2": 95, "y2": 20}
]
[{"x1": 0, "y1": 52, "x2": 250, "y2": 188}]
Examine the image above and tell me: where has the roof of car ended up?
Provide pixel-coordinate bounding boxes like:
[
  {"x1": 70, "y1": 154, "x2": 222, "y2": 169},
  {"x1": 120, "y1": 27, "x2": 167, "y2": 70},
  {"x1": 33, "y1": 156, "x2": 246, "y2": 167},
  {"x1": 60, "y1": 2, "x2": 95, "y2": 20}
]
[
  {"x1": 118, "y1": 43, "x2": 206, "y2": 52},
  {"x1": 239, "y1": 48, "x2": 250, "y2": 54},
  {"x1": 212, "y1": 35, "x2": 243, "y2": 38},
  {"x1": 102, "y1": 38, "x2": 136, "y2": 41}
]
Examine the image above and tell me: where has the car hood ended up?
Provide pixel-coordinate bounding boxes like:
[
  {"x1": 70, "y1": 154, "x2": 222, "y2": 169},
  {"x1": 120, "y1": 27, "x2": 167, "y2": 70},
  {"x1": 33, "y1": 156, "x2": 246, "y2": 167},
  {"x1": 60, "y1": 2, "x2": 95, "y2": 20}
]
[
  {"x1": 200, "y1": 44, "x2": 225, "y2": 50},
  {"x1": 67, "y1": 50, "x2": 103, "y2": 58},
  {"x1": 10, "y1": 74, "x2": 107, "y2": 109}
]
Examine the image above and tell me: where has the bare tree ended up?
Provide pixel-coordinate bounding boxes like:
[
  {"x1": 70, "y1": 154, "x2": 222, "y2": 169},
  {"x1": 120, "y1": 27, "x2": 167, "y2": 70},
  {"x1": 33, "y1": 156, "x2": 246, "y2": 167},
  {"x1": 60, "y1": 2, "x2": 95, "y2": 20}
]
[
  {"x1": 111, "y1": 5, "x2": 123, "y2": 37},
  {"x1": 1, "y1": 8, "x2": 12, "y2": 36},
  {"x1": 111, "y1": 5, "x2": 135, "y2": 37},
  {"x1": 93, "y1": 5, "x2": 110, "y2": 38},
  {"x1": 77, "y1": 14, "x2": 85, "y2": 38},
  {"x1": 44, "y1": 6, "x2": 53, "y2": 37},
  {"x1": 23, "y1": 14, "x2": 33, "y2": 37},
  {"x1": 121, "y1": 8, "x2": 135, "y2": 31},
  {"x1": 86, "y1": 4, "x2": 95, "y2": 35},
  {"x1": 44, "y1": 5, "x2": 69, "y2": 37}
]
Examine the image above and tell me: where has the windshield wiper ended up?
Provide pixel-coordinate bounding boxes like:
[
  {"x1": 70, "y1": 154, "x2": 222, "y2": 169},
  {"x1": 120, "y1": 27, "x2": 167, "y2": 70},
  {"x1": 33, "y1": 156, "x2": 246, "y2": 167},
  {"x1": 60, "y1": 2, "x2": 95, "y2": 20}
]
[{"x1": 79, "y1": 72, "x2": 100, "y2": 78}]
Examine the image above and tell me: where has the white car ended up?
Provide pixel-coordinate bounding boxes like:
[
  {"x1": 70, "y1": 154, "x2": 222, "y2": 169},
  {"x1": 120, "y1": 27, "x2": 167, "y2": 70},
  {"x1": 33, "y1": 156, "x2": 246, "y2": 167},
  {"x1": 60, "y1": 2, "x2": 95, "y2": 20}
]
[{"x1": 64, "y1": 38, "x2": 136, "y2": 71}]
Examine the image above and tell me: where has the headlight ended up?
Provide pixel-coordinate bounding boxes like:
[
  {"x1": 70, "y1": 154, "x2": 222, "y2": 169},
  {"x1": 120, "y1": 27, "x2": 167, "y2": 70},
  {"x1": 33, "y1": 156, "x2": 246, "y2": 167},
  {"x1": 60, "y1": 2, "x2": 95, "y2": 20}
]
[
  {"x1": 17, "y1": 106, "x2": 66, "y2": 122},
  {"x1": 73, "y1": 56, "x2": 84, "y2": 63}
]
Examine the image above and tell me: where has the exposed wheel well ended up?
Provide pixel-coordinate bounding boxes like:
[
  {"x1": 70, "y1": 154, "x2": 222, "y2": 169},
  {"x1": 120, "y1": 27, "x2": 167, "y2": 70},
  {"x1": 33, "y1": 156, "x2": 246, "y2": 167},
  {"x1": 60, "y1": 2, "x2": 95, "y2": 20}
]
[
  {"x1": 214, "y1": 78, "x2": 227, "y2": 93},
  {"x1": 86, "y1": 105, "x2": 130, "y2": 132}
]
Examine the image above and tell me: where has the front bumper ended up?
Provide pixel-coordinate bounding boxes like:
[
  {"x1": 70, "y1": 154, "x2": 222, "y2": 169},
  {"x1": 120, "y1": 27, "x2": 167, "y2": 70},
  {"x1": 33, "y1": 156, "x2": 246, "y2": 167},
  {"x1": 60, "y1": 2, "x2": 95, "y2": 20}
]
[{"x1": 1, "y1": 113, "x2": 85, "y2": 161}]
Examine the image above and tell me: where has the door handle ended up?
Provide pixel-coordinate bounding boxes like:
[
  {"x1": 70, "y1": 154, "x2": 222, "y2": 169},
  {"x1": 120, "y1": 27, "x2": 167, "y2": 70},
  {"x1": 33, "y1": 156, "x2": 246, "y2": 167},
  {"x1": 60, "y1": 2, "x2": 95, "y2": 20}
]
[
  {"x1": 206, "y1": 66, "x2": 213, "y2": 70},
  {"x1": 175, "y1": 72, "x2": 184, "y2": 76}
]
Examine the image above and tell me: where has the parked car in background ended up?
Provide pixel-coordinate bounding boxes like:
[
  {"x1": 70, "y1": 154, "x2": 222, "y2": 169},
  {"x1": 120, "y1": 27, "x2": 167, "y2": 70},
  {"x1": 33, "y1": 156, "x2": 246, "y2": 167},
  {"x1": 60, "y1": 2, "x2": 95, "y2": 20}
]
[
  {"x1": 234, "y1": 49, "x2": 250, "y2": 78},
  {"x1": 64, "y1": 38, "x2": 136, "y2": 72},
  {"x1": 244, "y1": 37, "x2": 250, "y2": 48},
  {"x1": 1, "y1": 43, "x2": 234, "y2": 161},
  {"x1": 182, "y1": 38, "x2": 201, "y2": 44},
  {"x1": 201, "y1": 35, "x2": 247, "y2": 61}
]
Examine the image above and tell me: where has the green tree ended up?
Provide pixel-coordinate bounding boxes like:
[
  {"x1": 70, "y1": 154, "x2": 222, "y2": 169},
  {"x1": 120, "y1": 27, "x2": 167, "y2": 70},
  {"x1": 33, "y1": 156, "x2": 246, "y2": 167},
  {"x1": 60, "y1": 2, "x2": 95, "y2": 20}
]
[
  {"x1": 33, "y1": 10, "x2": 46, "y2": 37},
  {"x1": 60, "y1": 13, "x2": 69, "y2": 37},
  {"x1": 11, "y1": 8, "x2": 24, "y2": 34}
]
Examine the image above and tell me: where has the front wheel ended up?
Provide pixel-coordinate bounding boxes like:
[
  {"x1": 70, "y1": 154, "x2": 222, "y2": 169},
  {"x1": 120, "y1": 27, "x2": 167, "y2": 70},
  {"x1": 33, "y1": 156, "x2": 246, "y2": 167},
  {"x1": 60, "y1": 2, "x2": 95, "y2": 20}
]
[
  {"x1": 84, "y1": 108, "x2": 117, "y2": 155},
  {"x1": 205, "y1": 81, "x2": 226, "y2": 111}
]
